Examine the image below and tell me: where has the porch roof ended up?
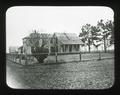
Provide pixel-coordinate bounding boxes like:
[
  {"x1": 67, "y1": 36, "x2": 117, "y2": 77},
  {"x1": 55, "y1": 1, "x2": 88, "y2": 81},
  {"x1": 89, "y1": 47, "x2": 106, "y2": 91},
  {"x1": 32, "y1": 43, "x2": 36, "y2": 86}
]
[{"x1": 54, "y1": 33, "x2": 84, "y2": 45}]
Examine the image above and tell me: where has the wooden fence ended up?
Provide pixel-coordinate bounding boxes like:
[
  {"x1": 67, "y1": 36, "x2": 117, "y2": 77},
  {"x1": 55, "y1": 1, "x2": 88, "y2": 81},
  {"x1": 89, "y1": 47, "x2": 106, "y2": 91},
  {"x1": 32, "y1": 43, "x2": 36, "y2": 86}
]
[{"x1": 6, "y1": 51, "x2": 114, "y2": 65}]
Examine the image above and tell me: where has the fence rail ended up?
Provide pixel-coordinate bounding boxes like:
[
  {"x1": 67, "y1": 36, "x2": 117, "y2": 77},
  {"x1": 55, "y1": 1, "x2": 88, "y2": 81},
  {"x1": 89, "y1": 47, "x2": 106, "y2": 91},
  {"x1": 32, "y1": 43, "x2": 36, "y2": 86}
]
[{"x1": 6, "y1": 51, "x2": 114, "y2": 65}]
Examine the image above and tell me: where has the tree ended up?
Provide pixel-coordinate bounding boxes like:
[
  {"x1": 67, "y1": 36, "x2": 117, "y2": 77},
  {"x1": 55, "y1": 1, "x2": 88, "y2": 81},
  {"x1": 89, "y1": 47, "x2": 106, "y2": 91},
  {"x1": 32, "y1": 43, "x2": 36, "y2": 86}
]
[
  {"x1": 79, "y1": 19, "x2": 114, "y2": 53},
  {"x1": 28, "y1": 30, "x2": 49, "y2": 63},
  {"x1": 90, "y1": 26, "x2": 102, "y2": 51},
  {"x1": 97, "y1": 19, "x2": 114, "y2": 52},
  {"x1": 79, "y1": 24, "x2": 93, "y2": 52},
  {"x1": 105, "y1": 20, "x2": 114, "y2": 45}
]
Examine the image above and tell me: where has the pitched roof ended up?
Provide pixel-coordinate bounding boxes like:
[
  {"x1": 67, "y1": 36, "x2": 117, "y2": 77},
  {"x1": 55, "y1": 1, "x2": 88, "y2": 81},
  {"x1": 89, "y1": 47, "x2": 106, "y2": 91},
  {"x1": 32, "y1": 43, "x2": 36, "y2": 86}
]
[
  {"x1": 29, "y1": 33, "x2": 52, "y2": 38},
  {"x1": 54, "y1": 33, "x2": 84, "y2": 45},
  {"x1": 18, "y1": 46, "x2": 23, "y2": 49},
  {"x1": 23, "y1": 33, "x2": 52, "y2": 39},
  {"x1": 23, "y1": 36, "x2": 30, "y2": 39}
]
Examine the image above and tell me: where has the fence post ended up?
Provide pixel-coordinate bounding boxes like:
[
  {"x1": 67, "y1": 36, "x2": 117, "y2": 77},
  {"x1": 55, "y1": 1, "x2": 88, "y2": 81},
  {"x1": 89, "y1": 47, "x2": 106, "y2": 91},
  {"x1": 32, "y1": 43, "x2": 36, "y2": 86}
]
[
  {"x1": 12, "y1": 54, "x2": 14, "y2": 62},
  {"x1": 12, "y1": 54, "x2": 13, "y2": 62},
  {"x1": 14, "y1": 54, "x2": 16, "y2": 63},
  {"x1": 79, "y1": 52, "x2": 81, "y2": 61},
  {"x1": 13, "y1": 54, "x2": 15, "y2": 63},
  {"x1": 55, "y1": 52, "x2": 57, "y2": 63}
]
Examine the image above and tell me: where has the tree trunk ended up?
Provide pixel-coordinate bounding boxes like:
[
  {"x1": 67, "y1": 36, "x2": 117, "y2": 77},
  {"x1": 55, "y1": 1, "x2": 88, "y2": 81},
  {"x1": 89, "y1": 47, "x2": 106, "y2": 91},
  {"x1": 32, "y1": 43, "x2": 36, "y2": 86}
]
[
  {"x1": 97, "y1": 46, "x2": 98, "y2": 52},
  {"x1": 103, "y1": 36, "x2": 107, "y2": 53},
  {"x1": 88, "y1": 39, "x2": 91, "y2": 53},
  {"x1": 88, "y1": 45, "x2": 91, "y2": 53}
]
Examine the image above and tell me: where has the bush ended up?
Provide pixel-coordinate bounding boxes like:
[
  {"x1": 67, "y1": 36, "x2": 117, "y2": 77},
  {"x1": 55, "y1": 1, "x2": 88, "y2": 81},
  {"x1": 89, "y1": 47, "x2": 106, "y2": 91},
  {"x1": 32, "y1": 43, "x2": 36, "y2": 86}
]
[{"x1": 31, "y1": 46, "x2": 49, "y2": 63}]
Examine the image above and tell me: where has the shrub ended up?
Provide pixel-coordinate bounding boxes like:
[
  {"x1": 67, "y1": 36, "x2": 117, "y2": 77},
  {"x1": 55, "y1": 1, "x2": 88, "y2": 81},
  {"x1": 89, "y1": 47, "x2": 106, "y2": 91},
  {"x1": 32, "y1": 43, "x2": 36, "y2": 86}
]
[{"x1": 31, "y1": 46, "x2": 49, "y2": 63}]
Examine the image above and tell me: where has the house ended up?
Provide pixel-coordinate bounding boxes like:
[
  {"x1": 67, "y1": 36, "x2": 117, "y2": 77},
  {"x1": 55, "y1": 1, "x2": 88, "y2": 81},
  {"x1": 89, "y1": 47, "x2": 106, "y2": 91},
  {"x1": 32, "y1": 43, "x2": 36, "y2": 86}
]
[
  {"x1": 18, "y1": 46, "x2": 23, "y2": 54},
  {"x1": 50, "y1": 33, "x2": 84, "y2": 53},
  {"x1": 22, "y1": 32, "x2": 52, "y2": 54},
  {"x1": 9, "y1": 46, "x2": 19, "y2": 53},
  {"x1": 22, "y1": 32, "x2": 84, "y2": 54},
  {"x1": 22, "y1": 36, "x2": 32, "y2": 54}
]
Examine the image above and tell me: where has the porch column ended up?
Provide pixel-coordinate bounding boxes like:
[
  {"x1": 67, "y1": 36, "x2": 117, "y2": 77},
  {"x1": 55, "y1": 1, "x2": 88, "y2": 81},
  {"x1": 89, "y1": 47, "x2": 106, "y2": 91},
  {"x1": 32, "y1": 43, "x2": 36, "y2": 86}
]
[
  {"x1": 60, "y1": 46, "x2": 62, "y2": 52},
  {"x1": 61, "y1": 45, "x2": 64, "y2": 52},
  {"x1": 69, "y1": 45, "x2": 72, "y2": 52},
  {"x1": 63, "y1": 45, "x2": 65, "y2": 52},
  {"x1": 79, "y1": 45, "x2": 81, "y2": 52},
  {"x1": 68, "y1": 45, "x2": 70, "y2": 52},
  {"x1": 66, "y1": 45, "x2": 69, "y2": 52},
  {"x1": 71, "y1": 45, "x2": 73, "y2": 52}
]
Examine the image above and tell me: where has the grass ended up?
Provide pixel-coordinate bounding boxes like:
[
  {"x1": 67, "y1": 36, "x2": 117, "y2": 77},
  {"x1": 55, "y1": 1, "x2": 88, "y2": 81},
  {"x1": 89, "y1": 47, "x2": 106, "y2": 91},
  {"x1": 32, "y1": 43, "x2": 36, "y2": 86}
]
[
  {"x1": 6, "y1": 57, "x2": 114, "y2": 89},
  {"x1": 44, "y1": 52, "x2": 114, "y2": 64}
]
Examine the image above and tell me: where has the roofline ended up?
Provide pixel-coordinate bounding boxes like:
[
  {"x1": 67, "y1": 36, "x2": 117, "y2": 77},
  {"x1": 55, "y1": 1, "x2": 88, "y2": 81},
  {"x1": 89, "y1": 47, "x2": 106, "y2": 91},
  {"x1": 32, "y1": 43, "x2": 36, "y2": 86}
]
[
  {"x1": 62, "y1": 43, "x2": 84, "y2": 45},
  {"x1": 18, "y1": 46, "x2": 23, "y2": 49}
]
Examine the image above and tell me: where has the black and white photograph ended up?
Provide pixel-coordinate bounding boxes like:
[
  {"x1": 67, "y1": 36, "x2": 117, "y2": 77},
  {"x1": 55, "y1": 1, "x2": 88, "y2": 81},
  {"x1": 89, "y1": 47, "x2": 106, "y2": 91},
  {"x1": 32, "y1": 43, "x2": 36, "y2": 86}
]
[{"x1": 6, "y1": 6, "x2": 114, "y2": 89}]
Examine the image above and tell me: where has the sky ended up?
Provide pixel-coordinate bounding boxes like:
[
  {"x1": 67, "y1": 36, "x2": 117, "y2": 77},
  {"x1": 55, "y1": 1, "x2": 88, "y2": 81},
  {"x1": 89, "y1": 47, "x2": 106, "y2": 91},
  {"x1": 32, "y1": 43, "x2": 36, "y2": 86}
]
[{"x1": 6, "y1": 6, "x2": 114, "y2": 53}]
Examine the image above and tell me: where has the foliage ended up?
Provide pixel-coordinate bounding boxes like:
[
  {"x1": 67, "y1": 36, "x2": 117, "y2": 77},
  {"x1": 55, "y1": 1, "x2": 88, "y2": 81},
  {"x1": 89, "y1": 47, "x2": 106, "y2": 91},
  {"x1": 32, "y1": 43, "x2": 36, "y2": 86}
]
[
  {"x1": 28, "y1": 30, "x2": 49, "y2": 63},
  {"x1": 80, "y1": 19, "x2": 114, "y2": 52},
  {"x1": 80, "y1": 24, "x2": 101, "y2": 52},
  {"x1": 105, "y1": 20, "x2": 114, "y2": 44},
  {"x1": 90, "y1": 26, "x2": 102, "y2": 49},
  {"x1": 79, "y1": 24, "x2": 92, "y2": 52},
  {"x1": 97, "y1": 19, "x2": 114, "y2": 52},
  {"x1": 31, "y1": 46, "x2": 49, "y2": 63}
]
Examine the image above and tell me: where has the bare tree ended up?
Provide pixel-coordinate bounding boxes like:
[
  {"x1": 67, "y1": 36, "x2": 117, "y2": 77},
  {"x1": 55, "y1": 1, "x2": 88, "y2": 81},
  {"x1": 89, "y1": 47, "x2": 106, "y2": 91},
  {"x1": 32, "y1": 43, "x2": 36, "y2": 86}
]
[
  {"x1": 79, "y1": 24, "x2": 93, "y2": 52},
  {"x1": 28, "y1": 30, "x2": 49, "y2": 63}
]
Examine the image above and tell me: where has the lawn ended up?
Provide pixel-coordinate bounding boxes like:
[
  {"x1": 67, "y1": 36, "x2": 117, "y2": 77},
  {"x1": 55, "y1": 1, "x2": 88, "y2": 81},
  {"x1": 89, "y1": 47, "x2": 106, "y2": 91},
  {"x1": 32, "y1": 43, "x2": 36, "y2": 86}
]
[
  {"x1": 6, "y1": 57, "x2": 114, "y2": 89},
  {"x1": 44, "y1": 52, "x2": 114, "y2": 63}
]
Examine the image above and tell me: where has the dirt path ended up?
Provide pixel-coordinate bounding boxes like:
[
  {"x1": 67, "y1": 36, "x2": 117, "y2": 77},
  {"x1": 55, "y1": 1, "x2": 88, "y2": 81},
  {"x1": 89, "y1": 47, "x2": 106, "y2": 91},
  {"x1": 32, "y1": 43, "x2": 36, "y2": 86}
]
[{"x1": 6, "y1": 60, "x2": 29, "y2": 89}]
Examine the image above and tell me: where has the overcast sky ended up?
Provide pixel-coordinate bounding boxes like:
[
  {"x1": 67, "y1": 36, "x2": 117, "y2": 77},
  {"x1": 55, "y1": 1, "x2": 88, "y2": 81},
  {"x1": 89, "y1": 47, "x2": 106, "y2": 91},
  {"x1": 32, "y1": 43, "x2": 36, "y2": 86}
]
[{"x1": 6, "y1": 6, "x2": 114, "y2": 53}]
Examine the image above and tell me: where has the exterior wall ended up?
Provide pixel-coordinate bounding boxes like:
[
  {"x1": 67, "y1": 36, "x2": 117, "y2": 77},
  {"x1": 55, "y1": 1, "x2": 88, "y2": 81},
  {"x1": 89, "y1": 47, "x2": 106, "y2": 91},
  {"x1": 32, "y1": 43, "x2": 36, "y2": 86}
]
[
  {"x1": 18, "y1": 47, "x2": 23, "y2": 54},
  {"x1": 23, "y1": 45, "x2": 31, "y2": 54},
  {"x1": 72, "y1": 45, "x2": 79, "y2": 52},
  {"x1": 23, "y1": 39, "x2": 32, "y2": 54},
  {"x1": 50, "y1": 38, "x2": 63, "y2": 53},
  {"x1": 59, "y1": 44, "x2": 81, "y2": 53},
  {"x1": 65, "y1": 45, "x2": 69, "y2": 52},
  {"x1": 57, "y1": 44, "x2": 61, "y2": 52},
  {"x1": 18, "y1": 49, "x2": 21, "y2": 54},
  {"x1": 26, "y1": 46, "x2": 31, "y2": 54}
]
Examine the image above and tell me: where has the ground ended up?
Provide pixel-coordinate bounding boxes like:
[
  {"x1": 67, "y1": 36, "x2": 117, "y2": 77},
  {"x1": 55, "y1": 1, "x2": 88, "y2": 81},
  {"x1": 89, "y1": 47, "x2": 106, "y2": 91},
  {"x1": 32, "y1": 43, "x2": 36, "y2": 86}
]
[
  {"x1": 6, "y1": 57, "x2": 114, "y2": 89},
  {"x1": 44, "y1": 52, "x2": 114, "y2": 63}
]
